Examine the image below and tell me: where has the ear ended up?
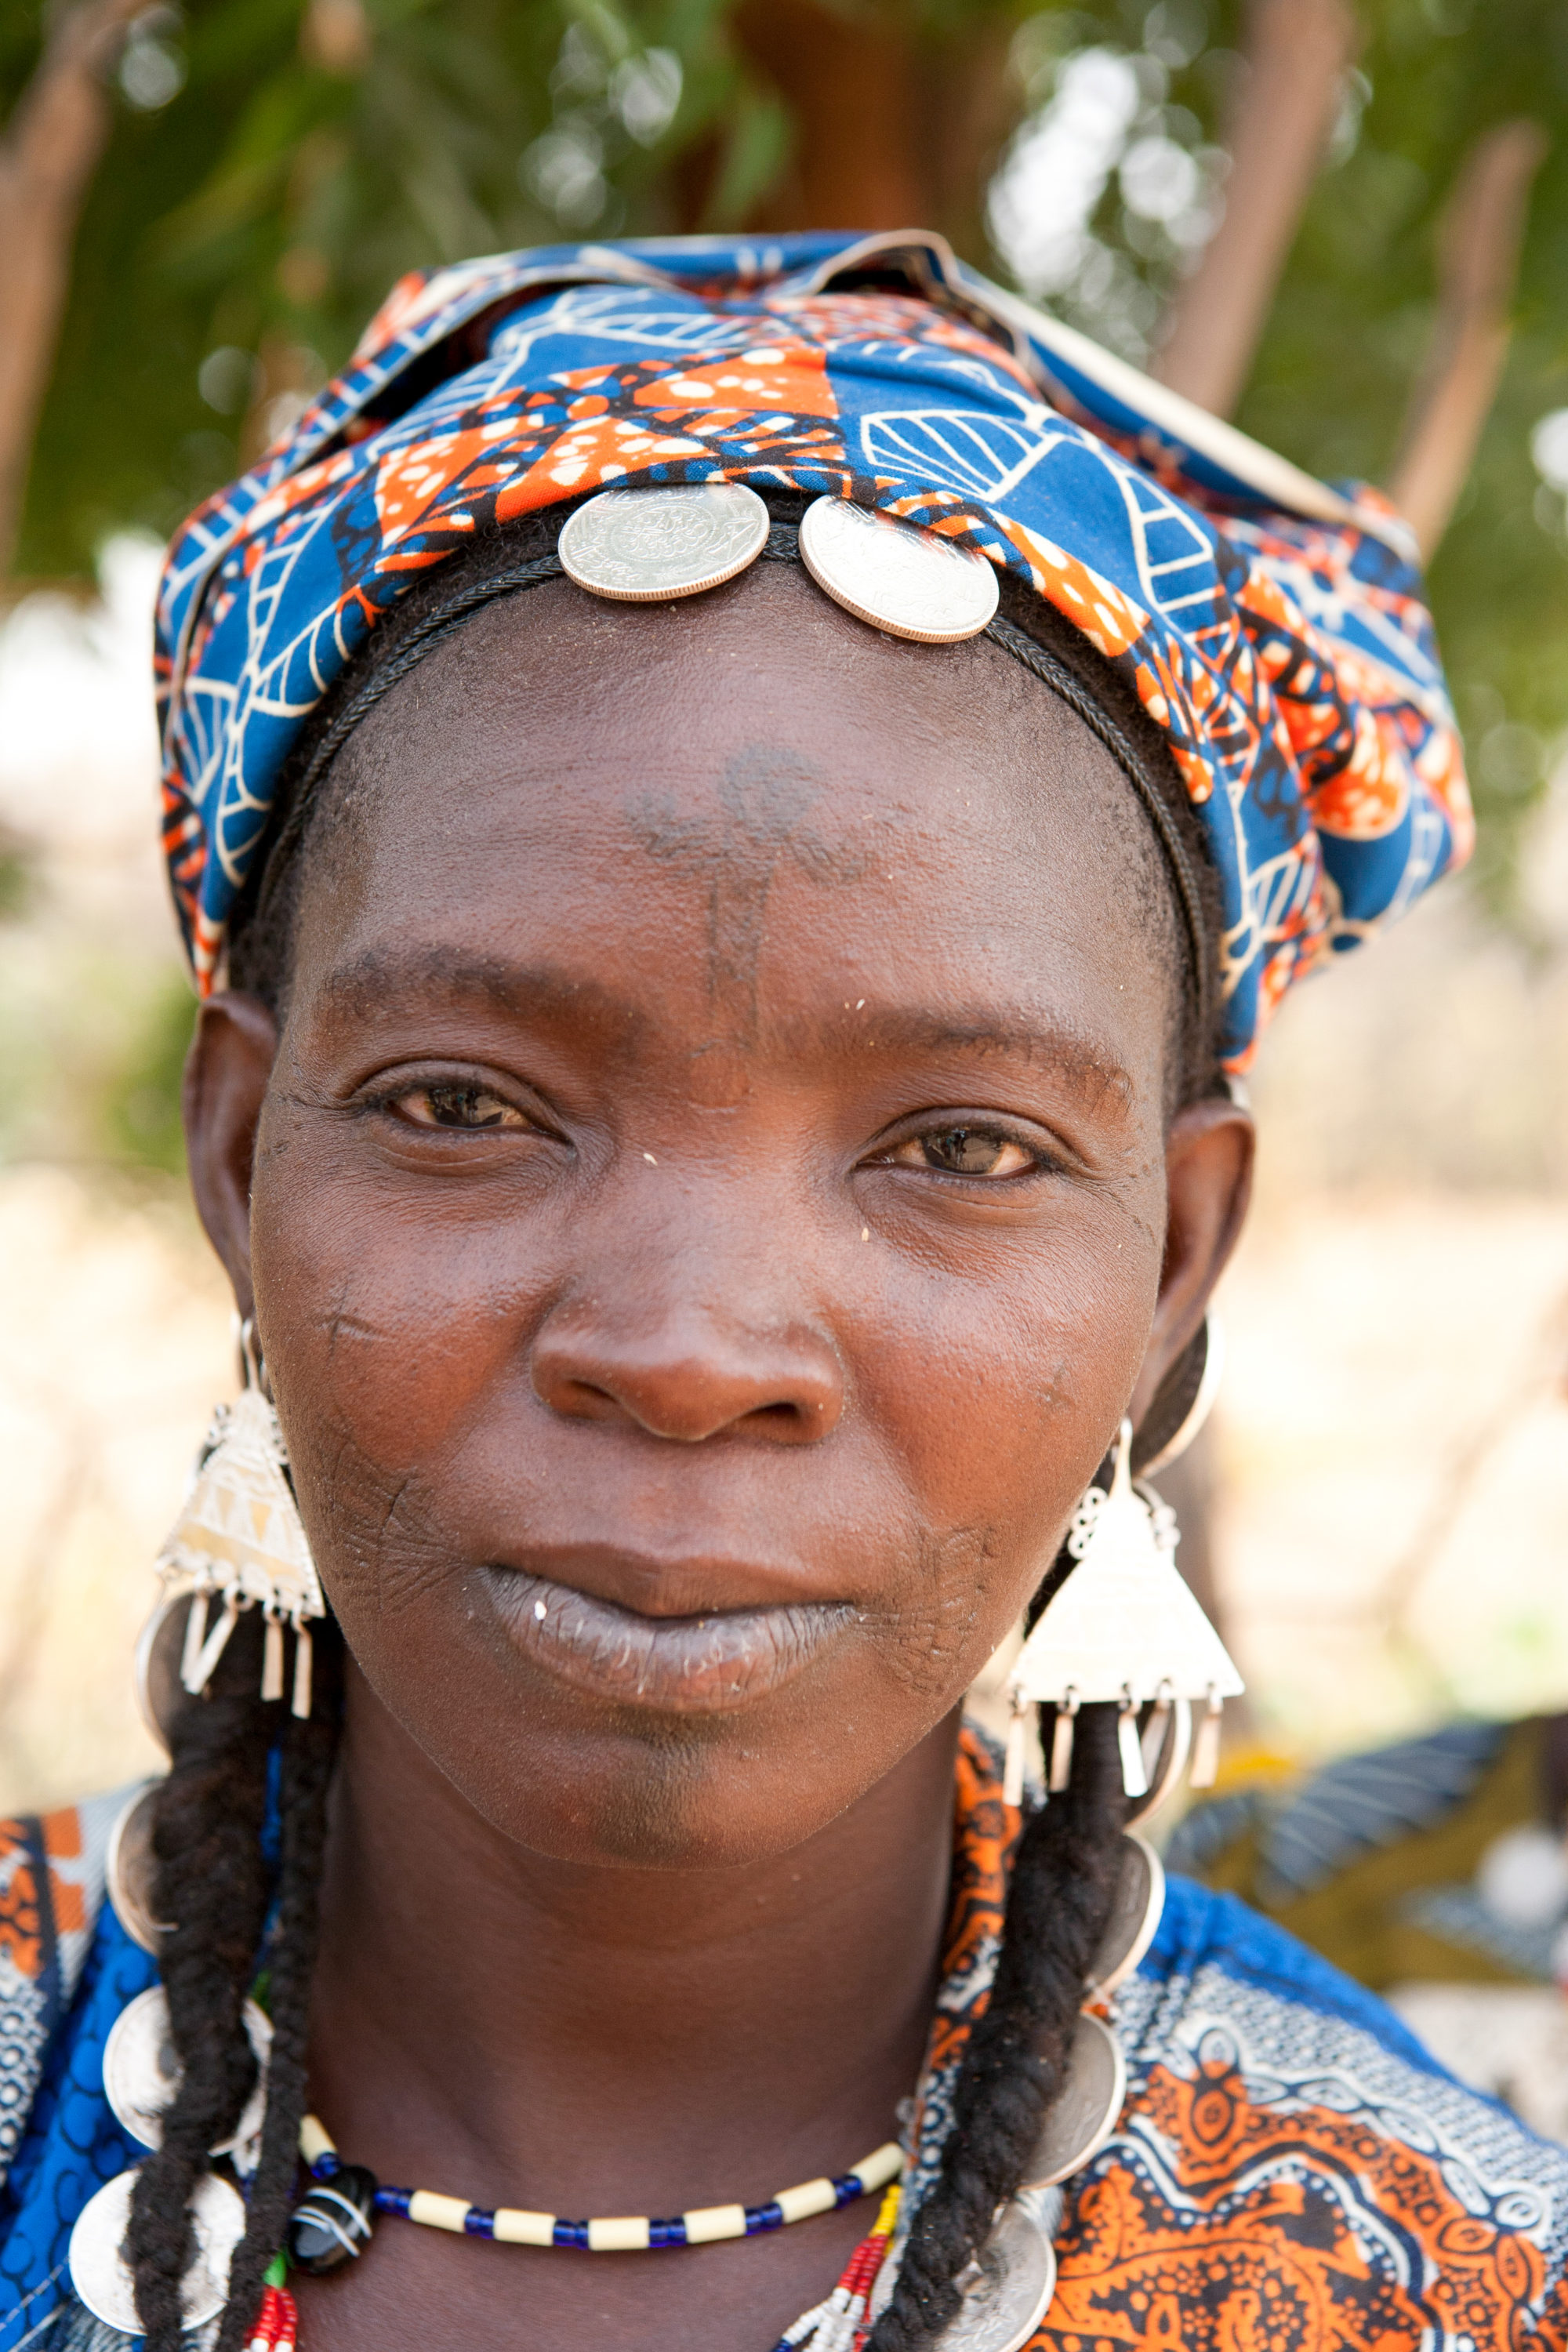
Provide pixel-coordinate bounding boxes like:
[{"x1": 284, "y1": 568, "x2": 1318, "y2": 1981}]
[
  {"x1": 1128, "y1": 1097, "x2": 1254, "y2": 1428},
  {"x1": 183, "y1": 992, "x2": 279, "y2": 1322}
]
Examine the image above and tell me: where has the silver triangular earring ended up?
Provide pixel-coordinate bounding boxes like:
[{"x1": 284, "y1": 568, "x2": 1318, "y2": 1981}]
[
  {"x1": 154, "y1": 1319, "x2": 325, "y2": 1718},
  {"x1": 1004, "y1": 1417, "x2": 1243, "y2": 1804}
]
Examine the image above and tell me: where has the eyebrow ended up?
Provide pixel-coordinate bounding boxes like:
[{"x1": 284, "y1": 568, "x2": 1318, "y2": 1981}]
[
  {"x1": 803, "y1": 1007, "x2": 1136, "y2": 1110},
  {"x1": 318, "y1": 950, "x2": 1134, "y2": 1107},
  {"x1": 318, "y1": 948, "x2": 646, "y2": 1044}
]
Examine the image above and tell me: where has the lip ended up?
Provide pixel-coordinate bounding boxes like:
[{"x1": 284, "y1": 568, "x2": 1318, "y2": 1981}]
[{"x1": 483, "y1": 1564, "x2": 855, "y2": 1711}]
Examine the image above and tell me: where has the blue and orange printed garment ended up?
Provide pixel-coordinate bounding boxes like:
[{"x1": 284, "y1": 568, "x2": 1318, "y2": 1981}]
[
  {"x1": 155, "y1": 230, "x2": 1470, "y2": 1073},
  {"x1": 5, "y1": 1732, "x2": 1567, "y2": 2349},
  {"x1": 0, "y1": 1798, "x2": 153, "y2": 2349}
]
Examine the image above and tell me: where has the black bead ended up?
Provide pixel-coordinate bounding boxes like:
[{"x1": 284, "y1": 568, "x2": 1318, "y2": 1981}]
[{"x1": 286, "y1": 2162, "x2": 379, "y2": 2276}]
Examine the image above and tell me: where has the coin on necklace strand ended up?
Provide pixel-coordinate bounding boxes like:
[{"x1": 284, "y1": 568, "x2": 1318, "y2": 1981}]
[
  {"x1": 935, "y1": 2201, "x2": 1058, "y2": 2351},
  {"x1": 1018, "y1": 2011, "x2": 1127, "y2": 2190},
  {"x1": 558, "y1": 482, "x2": 770, "y2": 601},
  {"x1": 106, "y1": 1779, "x2": 169, "y2": 1955},
  {"x1": 103, "y1": 1984, "x2": 271, "y2": 2157},
  {"x1": 69, "y1": 2165, "x2": 245, "y2": 2334},
  {"x1": 134, "y1": 1584, "x2": 196, "y2": 1754},
  {"x1": 1084, "y1": 1831, "x2": 1165, "y2": 2003},
  {"x1": 798, "y1": 497, "x2": 999, "y2": 644}
]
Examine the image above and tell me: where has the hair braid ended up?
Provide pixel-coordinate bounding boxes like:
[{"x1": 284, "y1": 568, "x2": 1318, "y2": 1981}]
[
  {"x1": 125, "y1": 1614, "x2": 343, "y2": 2350},
  {"x1": 865, "y1": 1703, "x2": 1127, "y2": 2352},
  {"x1": 126, "y1": 1616, "x2": 274, "y2": 2349},
  {"x1": 216, "y1": 1643, "x2": 343, "y2": 2351}
]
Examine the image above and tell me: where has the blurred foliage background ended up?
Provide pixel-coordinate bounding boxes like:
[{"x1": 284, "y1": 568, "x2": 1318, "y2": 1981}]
[{"x1": 5, "y1": 0, "x2": 1568, "y2": 925}]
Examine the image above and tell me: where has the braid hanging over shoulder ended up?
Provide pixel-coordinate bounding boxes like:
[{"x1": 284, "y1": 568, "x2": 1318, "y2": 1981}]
[
  {"x1": 865, "y1": 1704, "x2": 1127, "y2": 2351},
  {"x1": 125, "y1": 1614, "x2": 344, "y2": 2352}
]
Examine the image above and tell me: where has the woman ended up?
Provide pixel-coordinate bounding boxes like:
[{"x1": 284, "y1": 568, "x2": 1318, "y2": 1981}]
[{"x1": 1, "y1": 231, "x2": 1548, "y2": 2352}]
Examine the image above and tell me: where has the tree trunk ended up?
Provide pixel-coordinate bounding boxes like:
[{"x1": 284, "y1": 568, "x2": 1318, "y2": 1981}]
[
  {"x1": 1388, "y1": 120, "x2": 1548, "y2": 562},
  {"x1": 0, "y1": 0, "x2": 142, "y2": 581},
  {"x1": 731, "y1": 0, "x2": 1015, "y2": 255},
  {"x1": 1152, "y1": 0, "x2": 1357, "y2": 418}
]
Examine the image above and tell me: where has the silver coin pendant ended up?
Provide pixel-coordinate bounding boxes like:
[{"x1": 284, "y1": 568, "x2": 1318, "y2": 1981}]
[
  {"x1": 1085, "y1": 1832, "x2": 1165, "y2": 2002},
  {"x1": 1020, "y1": 2010, "x2": 1127, "y2": 2190},
  {"x1": 107, "y1": 1780, "x2": 169, "y2": 1955},
  {"x1": 134, "y1": 1587, "x2": 197, "y2": 1755},
  {"x1": 798, "y1": 497, "x2": 999, "y2": 644},
  {"x1": 104, "y1": 1984, "x2": 270, "y2": 2157},
  {"x1": 935, "y1": 2201, "x2": 1057, "y2": 2351},
  {"x1": 559, "y1": 481, "x2": 769, "y2": 601},
  {"x1": 68, "y1": 2165, "x2": 245, "y2": 2335}
]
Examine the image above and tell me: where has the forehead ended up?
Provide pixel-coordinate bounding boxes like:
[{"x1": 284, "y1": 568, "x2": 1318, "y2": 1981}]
[{"x1": 292, "y1": 564, "x2": 1174, "y2": 1090}]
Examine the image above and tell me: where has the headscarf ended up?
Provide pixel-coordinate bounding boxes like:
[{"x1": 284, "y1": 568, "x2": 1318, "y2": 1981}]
[{"x1": 154, "y1": 230, "x2": 1470, "y2": 1072}]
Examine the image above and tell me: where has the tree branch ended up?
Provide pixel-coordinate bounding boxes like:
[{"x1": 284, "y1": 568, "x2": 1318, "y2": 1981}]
[
  {"x1": 1388, "y1": 120, "x2": 1548, "y2": 562},
  {"x1": 1152, "y1": 0, "x2": 1357, "y2": 418},
  {"x1": 0, "y1": 0, "x2": 143, "y2": 579}
]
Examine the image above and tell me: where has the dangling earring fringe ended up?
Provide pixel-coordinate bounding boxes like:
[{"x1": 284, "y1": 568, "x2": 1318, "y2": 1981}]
[
  {"x1": 1048, "y1": 1691, "x2": 1079, "y2": 1794},
  {"x1": 292, "y1": 1622, "x2": 314, "y2": 1721},
  {"x1": 1140, "y1": 1682, "x2": 1173, "y2": 1780},
  {"x1": 180, "y1": 1590, "x2": 210, "y2": 1691},
  {"x1": 262, "y1": 1613, "x2": 285, "y2": 1704},
  {"x1": 152, "y1": 1318, "x2": 325, "y2": 1713},
  {"x1": 182, "y1": 1595, "x2": 241, "y2": 1696},
  {"x1": 1190, "y1": 1689, "x2": 1225, "y2": 1788},
  {"x1": 1116, "y1": 1693, "x2": 1148, "y2": 1800},
  {"x1": 1003, "y1": 1690, "x2": 1030, "y2": 1808},
  {"x1": 1008, "y1": 1419, "x2": 1243, "y2": 1810}
]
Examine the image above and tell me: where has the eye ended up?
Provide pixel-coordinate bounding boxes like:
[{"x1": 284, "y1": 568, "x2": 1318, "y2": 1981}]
[
  {"x1": 886, "y1": 1125, "x2": 1039, "y2": 1178},
  {"x1": 394, "y1": 1084, "x2": 533, "y2": 1131}
]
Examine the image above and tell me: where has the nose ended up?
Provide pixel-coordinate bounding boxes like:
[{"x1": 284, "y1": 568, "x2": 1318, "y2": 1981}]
[{"x1": 531, "y1": 1299, "x2": 845, "y2": 1443}]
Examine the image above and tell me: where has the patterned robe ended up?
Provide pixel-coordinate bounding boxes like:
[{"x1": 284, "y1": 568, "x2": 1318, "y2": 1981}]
[{"x1": 4, "y1": 1734, "x2": 1566, "y2": 2349}]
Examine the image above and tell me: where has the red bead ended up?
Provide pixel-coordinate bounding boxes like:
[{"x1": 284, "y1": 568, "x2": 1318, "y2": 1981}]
[{"x1": 248, "y1": 2284, "x2": 299, "y2": 2351}]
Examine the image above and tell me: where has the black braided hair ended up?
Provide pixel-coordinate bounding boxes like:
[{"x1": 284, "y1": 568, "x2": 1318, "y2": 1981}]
[
  {"x1": 129, "y1": 1610, "x2": 343, "y2": 2349},
  {"x1": 212, "y1": 1674, "x2": 341, "y2": 2352},
  {"x1": 863, "y1": 1704, "x2": 1127, "y2": 2351},
  {"x1": 126, "y1": 1614, "x2": 272, "y2": 2348},
  {"x1": 149, "y1": 494, "x2": 1226, "y2": 2349}
]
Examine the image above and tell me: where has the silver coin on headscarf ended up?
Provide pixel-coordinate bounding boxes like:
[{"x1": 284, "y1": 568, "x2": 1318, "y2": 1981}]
[
  {"x1": 107, "y1": 1780, "x2": 169, "y2": 1955},
  {"x1": 559, "y1": 481, "x2": 770, "y2": 601},
  {"x1": 798, "y1": 497, "x2": 999, "y2": 644},
  {"x1": 934, "y1": 2201, "x2": 1057, "y2": 2351},
  {"x1": 1018, "y1": 2011, "x2": 1127, "y2": 2190},
  {"x1": 1085, "y1": 1832, "x2": 1165, "y2": 2002},
  {"x1": 104, "y1": 1984, "x2": 270, "y2": 2156},
  {"x1": 68, "y1": 2165, "x2": 245, "y2": 2335}
]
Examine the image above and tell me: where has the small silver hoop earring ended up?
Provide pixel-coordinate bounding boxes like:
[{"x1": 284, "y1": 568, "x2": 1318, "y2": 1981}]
[{"x1": 1136, "y1": 1312, "x2": 1225, "y2": 1479}]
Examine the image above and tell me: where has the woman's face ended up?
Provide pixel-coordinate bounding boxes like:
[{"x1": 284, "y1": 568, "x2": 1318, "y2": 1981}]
[{"x1": 189, "y1": 563, "x2": 1250, "y2": 1869}]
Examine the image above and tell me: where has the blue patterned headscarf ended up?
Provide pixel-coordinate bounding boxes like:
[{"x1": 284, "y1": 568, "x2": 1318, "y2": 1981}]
[{"x1": 155, "y1": 230, "x2": 1469, "y2": 1070}]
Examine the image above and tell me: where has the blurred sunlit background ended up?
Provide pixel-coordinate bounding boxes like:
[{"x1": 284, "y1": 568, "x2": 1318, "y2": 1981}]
[{"x1": 2, "y1": 0, "x2": 1568, "y2": 1822}]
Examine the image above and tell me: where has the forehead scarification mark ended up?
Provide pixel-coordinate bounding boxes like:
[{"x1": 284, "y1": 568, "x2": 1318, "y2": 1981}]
[{"x1": 626, "y1": 742, "x2": 874, "y2": 1039}]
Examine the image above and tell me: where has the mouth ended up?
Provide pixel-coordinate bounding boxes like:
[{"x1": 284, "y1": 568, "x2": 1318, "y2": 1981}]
[{"x1": 482, "y1": 1565, "x2": 857, "y2": 1712}]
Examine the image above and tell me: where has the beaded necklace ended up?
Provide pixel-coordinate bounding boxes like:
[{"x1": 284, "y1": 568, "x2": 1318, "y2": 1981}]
[
  {"x1": 245, "y1": 2133, "x2": 906, "y2": 2352},
  {"x1": 289, "y1": 2114, "x2": 905, "y2": 2258}
]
